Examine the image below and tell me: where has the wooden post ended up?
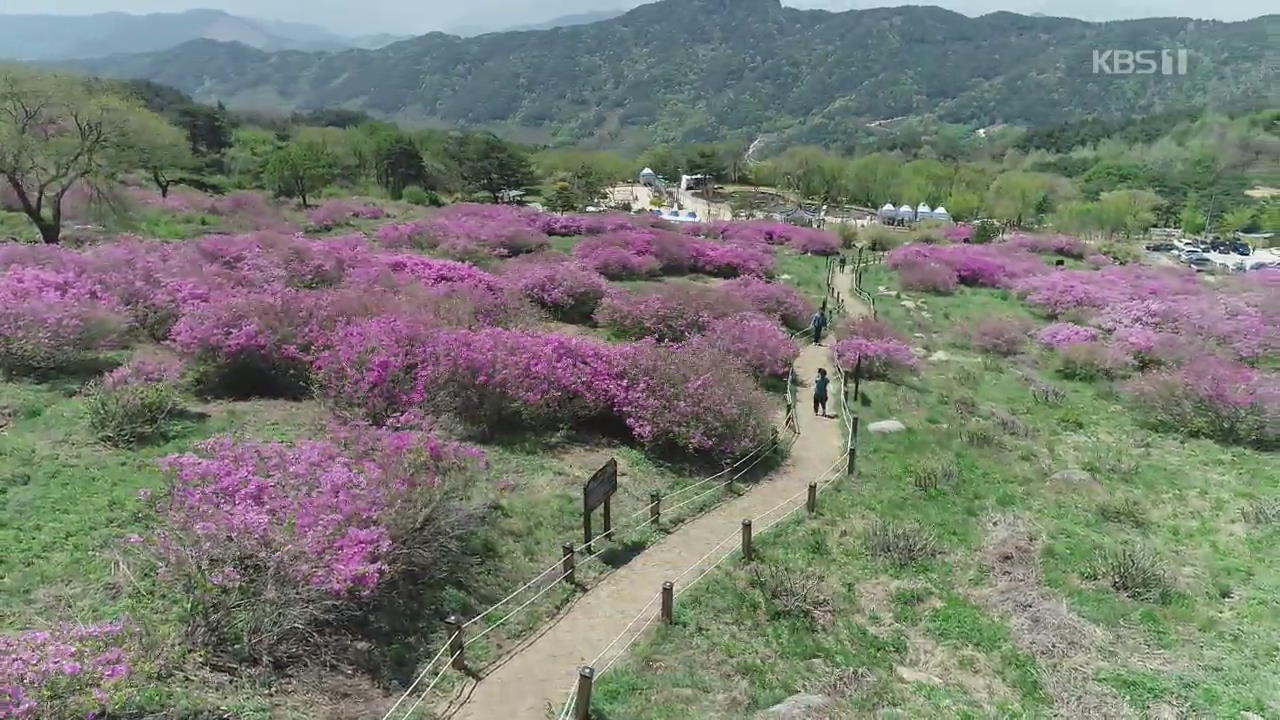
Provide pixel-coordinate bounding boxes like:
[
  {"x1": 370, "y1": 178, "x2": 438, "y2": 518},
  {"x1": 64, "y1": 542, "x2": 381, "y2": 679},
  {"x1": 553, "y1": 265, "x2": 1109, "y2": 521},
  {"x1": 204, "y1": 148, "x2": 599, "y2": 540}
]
[
  {"x1": 847, "y1": 415, "x2": 859, "y2": 477},
  {"x1": 603, "y1": 497, "x2": 613, "y2": 541},
  {"x1": 741, "y1": 519, "x2": 753, "y2": 562},
  {"x1": 649, "y1": 492, "x2": 661, "y2": 528},
  {"x1": 562, "y1": 543, "x2": 576, "y2": 585},
  {"x1": 575, "y1": 666, "x2": 594, "y2": 720},
  {"x1": 807, "y1": 482, "x2": 817, "y2": 514},
  {"x1": 583, "y1": 499, "x2": 593, "y2": 554},
  {"x1": 445, "y1": 615, "x2": 465, "y2": 670},
  {"x1": 661, "y1": 581, "x2": 674, "y2": 624}
]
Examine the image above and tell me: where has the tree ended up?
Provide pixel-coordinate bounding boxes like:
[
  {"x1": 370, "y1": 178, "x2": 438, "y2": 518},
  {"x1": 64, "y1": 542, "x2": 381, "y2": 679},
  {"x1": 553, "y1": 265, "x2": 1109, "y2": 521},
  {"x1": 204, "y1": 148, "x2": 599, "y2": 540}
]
[
  {"x1": 452, "y1": 134, "x2": 534, "y2": 203},
  {"x1": 0, "y1": 69, "x2": 147, "y2": 244},
  {"x1": 372, "y1": 133, "x2": 426, "y2": 200},
  {"x1": 1179, "y1": 201, "x2": 1207, "y2": 235},
  {"x1": 987, "y1": 171, "x2": 1073, "y2": 228},
  {"x1": 263, "y1": 141, "x2": 336, "y2": 208},
  {"x1": 131, "y1": 112, "x2": 196, "y2": 198},
  {"x1": 546, "y1": 177, "x2": 580, "y2": 213},
  {"x1": 1217, "y1": 206, "x2": 1256, "y2": 236},
  {"x1": 174, "y1": 102, "x2": 232, "y2": 159},
  {"x1": 1096, "y1": 189, "x2": 1161, "y2": 237}
]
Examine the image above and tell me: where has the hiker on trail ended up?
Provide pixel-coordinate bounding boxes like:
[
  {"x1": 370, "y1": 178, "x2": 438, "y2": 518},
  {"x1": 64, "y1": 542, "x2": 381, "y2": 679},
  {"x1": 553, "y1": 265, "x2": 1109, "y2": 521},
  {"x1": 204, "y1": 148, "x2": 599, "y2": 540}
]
[
  {"x1": 813, "y1": 368, "x2": 830, "y2": 417},
  {"x1": 811, "y1": 309, "x2": 828, "y2": 345},
  {"x1": 839, "y1": 255, "x2": 847, "y2": 274}
]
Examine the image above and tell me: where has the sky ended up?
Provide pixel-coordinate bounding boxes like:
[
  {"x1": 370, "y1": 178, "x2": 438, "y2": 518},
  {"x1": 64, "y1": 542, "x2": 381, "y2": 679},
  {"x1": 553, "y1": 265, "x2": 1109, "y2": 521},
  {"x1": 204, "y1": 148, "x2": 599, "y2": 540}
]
[{"x1": 1, "y1": 0, "x2": 1271, "y2": 36}]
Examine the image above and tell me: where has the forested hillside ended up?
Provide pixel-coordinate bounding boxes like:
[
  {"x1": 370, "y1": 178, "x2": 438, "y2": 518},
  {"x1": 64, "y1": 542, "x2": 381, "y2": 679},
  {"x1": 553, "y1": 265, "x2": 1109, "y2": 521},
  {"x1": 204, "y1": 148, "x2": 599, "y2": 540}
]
[{"x1": 58, "y1": 0, "x2": 1277, "y2": 146}]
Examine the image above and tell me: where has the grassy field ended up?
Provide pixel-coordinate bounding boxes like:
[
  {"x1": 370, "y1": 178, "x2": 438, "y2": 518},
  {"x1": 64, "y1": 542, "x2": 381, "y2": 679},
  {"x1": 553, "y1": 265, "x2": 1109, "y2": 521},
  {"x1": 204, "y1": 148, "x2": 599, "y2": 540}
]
[{"x1": 593, "y1": 264, "x2": 1279, "y2": 718}]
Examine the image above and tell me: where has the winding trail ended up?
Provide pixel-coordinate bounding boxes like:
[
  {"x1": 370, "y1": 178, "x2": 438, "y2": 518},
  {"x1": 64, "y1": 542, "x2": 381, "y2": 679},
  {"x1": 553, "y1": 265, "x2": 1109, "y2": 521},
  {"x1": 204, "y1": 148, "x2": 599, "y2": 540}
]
[{"x1": 437, "y1": 269, "x2": 858, "y2": 720}]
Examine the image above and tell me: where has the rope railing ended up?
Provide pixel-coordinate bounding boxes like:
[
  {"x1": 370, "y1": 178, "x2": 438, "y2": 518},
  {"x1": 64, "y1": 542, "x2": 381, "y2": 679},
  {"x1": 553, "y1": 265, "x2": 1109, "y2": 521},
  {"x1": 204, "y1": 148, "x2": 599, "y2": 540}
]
[{"x1": 556, "y1": 453, "x2": 851, "y2": 719}]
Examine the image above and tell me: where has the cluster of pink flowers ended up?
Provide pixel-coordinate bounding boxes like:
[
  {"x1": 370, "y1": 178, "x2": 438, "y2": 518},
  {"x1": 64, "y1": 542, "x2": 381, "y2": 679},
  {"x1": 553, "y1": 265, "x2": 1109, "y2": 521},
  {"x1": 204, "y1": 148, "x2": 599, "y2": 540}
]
[
  {"x1": 832, "y1": 318, "x2": 920, "y2": 380},
  {"x1": 0, "y1": 265, "x2": 127, "y2": 375},
  {"x1": 696, "y1": 312, "x2": 800, "y2": 377},
  {"x1": 1036, "y1": 322, "x2": 1101, "y2": 349},
  {"x1": 572, "y1": 227, "x2": 776, "y2": 279},
  {"x1": 1006, "y1": 233, "x2": 1087, "y2": 259},
  {"x1": 702, "y1": 220, "x2": 840, "y2": 256},
  {"x1": 887, "y1": 242, "x2": 1049, "y2": 290},
  {"x1": 502, "y1": 256, "x2": 609, "y2": 322},
  {"x1": 388, "y1": 204, "x2": 551, "y2": 258},
  {"x1": 595, "y1": 285, "x2": 724, "y2": 341},
  {"x1": 102, "y1": 353, "x2": 185, "y2": 390},
  {"x1": 942, "y1": 224, "x2": 974, "y2": 242},
  {"x1": 897, "y1": 260, "x2": 959, "y2": 294},
  {"x1": 1, "y1": 621, "x2": 131, "y2": 719},
  {"x1": 307, "y1": 199, "x2": 387, "y2": 229},
  {"x1": 719, "y1": 277, "x2": 815, "y2": 330},
  {"x1": 1126, "y1": 357, "x2": 1278, "y2": 449},
  {"x1": 969, "y1": 315, "x2": 1034, "y2": 356}
]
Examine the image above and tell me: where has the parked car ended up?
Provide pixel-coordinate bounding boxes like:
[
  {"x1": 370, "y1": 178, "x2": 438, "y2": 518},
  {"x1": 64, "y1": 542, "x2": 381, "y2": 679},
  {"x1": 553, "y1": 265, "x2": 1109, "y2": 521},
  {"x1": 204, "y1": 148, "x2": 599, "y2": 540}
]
[
  {"x1": 1230, "y1": 242, "x2": 1252, "y2": 256},
  {"x1": 1187, "y1": 255, "x2": 1214, "y2": 272},
  {"x1": 1145, "y1": 242, "x2": 1177, "y2": 252}
]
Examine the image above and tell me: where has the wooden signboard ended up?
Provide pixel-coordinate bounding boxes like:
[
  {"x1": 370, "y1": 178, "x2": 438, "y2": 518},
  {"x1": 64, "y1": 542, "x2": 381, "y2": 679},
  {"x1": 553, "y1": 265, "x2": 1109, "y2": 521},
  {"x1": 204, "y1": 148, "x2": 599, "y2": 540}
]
[{"x1": 583, "y1": 458, "x2": 618, "y2": 551}]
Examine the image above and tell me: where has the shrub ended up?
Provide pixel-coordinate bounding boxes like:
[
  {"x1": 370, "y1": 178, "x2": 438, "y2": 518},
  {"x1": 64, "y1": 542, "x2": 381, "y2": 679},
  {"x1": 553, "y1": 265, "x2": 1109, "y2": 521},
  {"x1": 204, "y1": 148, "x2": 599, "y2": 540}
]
[
  {"x1": 401, "y1": 186, "x2": 440, "y2": 206},
  {"x1": 594, "y1": 285, "x2": 742, "y2": 341},
  {"x1": 897, "y1": 261, "x2": 958, "y2": 294},
  {"x1": 862, "y1": 226, "x2": 903, "y2": 252},
  {"x1": 1006, "y1": 233, "x2": 1087, "y2": 259},
  {"x1": 153, "y1": 423, "x2": 484, "y2": 664},
  {"x1": 1125, "y1": 359, "x2": 1278, "y2": 450},
  {"x1": 749, "y1": 565, "x2": 831, "y2": 624},
  {"x1": 887, "y1": 243, "x2": 1047, "y2": 289},
  {"x1": 912, "y1": 458, "x2": 958, "y2": 493},
  {"x1": 1036, "y1": 322, "x2": 1100, "y2": 349},
  {"x1": 612, "y1": 341, "x2": 774, "y2": 460},
  {"x1": 0, "y1": 621, "x2": 133, "y2": 719},
  {"x1": 574, "y1": 243, "x2": 661, "y2": 280},
  {"x1": 688, "y1": 241, "x2": 776, "y2": 278},
  {"x1": 307, "y1": 199, "x2": 386, "y2": 229},
  {"x1": 0, "y1": 266, "x2": 127, "y2": 377},
  {"x1": 1097, "y1": 498, "x2": 1148, "y2": 527},
  {"x1": 86, "y1": 381, "x2": 180, "y2": 447},
  {"x1": 504, "y1": 260, "x2": 609, "y2": 323},
  {"x1": 864, "y1": 520, "x2": 940, "y2": 567},
  {"x1": 102, "y1": 354, "x2": 185, "y2": 390},
  {"x1": 720, "y1": 277, "x2": 815, "y2": 330},
  {"x1": 1086, "y1": 547, "x2": 1172, "y2": 603},
  {"x1": 970, "y1": 315, "x2": 1033, "y2": 356},
  {"x1": 1241, "y1": 500, "x2": 1280, "y2": 525},
  {"x1": 169, "y1": 289, "x2": 317, "y2": 398},
  {"x1": 833, "y1": 336, "x2": 919, "y2": 381},
  {"x1": 1055, "y1": 342, "x2": 1134, "y2": 381},
  {"x1": 698, "y1": 312, "x2": 800, "y2": 378}
]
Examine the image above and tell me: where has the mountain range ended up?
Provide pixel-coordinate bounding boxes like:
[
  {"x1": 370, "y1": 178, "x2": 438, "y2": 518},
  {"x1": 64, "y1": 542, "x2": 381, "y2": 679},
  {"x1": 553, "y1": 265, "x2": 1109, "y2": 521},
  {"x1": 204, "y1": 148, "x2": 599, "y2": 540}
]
[
  {"x1": 0, "y1": 9, "x2": 409, "y2": 61},
  {"x1": 49, "y1": 0, "x2": 1278, "y2": 147}
]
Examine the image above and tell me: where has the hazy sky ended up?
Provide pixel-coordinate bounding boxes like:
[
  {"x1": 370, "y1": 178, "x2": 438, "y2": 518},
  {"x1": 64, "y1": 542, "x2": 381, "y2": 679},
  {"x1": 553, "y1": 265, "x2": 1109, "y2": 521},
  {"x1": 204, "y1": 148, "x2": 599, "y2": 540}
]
[{"x1": 2, "y1": 0, "x2": 1271, "y2": 35}]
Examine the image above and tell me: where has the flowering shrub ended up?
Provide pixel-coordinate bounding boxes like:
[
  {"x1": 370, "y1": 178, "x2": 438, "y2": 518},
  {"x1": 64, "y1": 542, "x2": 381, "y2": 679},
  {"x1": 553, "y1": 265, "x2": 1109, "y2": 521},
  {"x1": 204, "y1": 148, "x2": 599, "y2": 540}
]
[
  {"x1": 888, "y1": 243, "x2": 1047, "y2": 289},
  {"x1": 0, "y1": 266, "x2": 127, "y2": 377},
  {"x1": 897, "y1": 260, "x2": 958, "y2": 294},
  {"x1": 698, "y1": 312, "x2": 800, "y2": 378},
  {"x1": 970, "y1": 316, "x2": 1034, "y2": 356},
  {"x1": 1007, "y1": 233, "x2": 1087, "y2": 259},
  {"x1": 1086, "y1": 253, "x2": 1113, "y2": 268},
  {"x1": 0, "y1": 621, "x2": 133, "y2": 719},
  {"x1": 102, "y1": 354, "x2": 185, "y2": 390},
  {"x1": 1125, "y1": 359, "x2": 1278, "y2": 450},
  {"x1": 787, "y1": 229, "x2": 841, "y2": 256},
  {"x1": 307, "y1": 199, "x2": 386, "y2": 229},
  {"x1": 169, "y1": 289, "x2": 319, "y2": 398},
  {"x1": 1054, "y1": 342, "x2": 1135, "y2": 381},
  {"x1": 504, "y1": 259, "x2": 609, "y2": 323},
  {"x1": 943, "y1": 224, "x2": 974, "y2": 242},
  {"x1": 574, "y1": 243, "x2": 661, "y2": 279},
  {"x1": 720, "y1": 277, "x2": 814, "y2": 330},
  {"x1": 612, "y1": 341, "x2": 774, "y2": 458},
  {"x1": 833, "y1": 317, "x2": 920, "y2": 380},
  {"x1": 688, "y1": 240, "x2": 776, "y2": 277},
  {"x1": 595, "y1": 285, "x2": 749, "y2": 341},
  {"x1": 1037, "y1": 322, "x2": 1101, "y2": 349},
  {"x1": 414, "y1": 204, "x2": 551, "y2": 258},
  {"x1": 155, "y1": 422, "x2": 484, "y2": 663}
]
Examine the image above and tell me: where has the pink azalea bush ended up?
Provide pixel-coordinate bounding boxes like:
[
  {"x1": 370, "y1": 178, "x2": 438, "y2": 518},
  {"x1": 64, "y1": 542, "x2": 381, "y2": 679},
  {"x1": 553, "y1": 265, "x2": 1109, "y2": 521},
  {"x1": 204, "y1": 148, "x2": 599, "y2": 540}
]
[
  {"x1": 410, "y1": 204, "x2": 551, "y2": 258},
  {"x1": 595, "y1": 284, "x2": 749, "y2": 341},
  {"x1": 897, "y1": 261, "x2": 958, "y2": 294},
  {"x1": 888, "y1": 243, "x2": 1048, "y2": 289},
  {"x1": 0, "y1": 621, "x2": 132, "y2": 719},
  {"x1": 1036, "y1": 322, "x2": 1101, "y2": 349},
  {"x1": 102, "y1": 353, "x2": 185, "y2": 390},
  {"x1": 720, "y1": 277, "x2": 815, "y2": 330},
  {"x1": 697, "y1": 312, "x2": 800, "y2": 378},
  {"x1": 1054, "y1": 341, "x2": 1135, "y2": 381},
  {"x1": 612, "y1": 340, "x2": 774, "y2": 458},
  {"x1": 0, "y1": 266, "x2": 127, "y2": 376},
  {"x1": 833, "y1": 318, "x2": 920, "y2": 380},
  {"x1": 503, "y1": 258, "x2": 609, "y2": 323},
  {"x1": 307, "y1": 199, "x2": 387, "y2": 229},
  {"x1": 1125, "y1": 358, "x2": 1278, "y2": 450},
  {"x1": 970, "y1": 315, "x2": 1035, "y2": 356},
  {"x1": 1007, "y1": 233, "x2": 1087, "y2": 259},
  {"x1": 154, "y1": 421, "x2": 484, "y2": 662}
]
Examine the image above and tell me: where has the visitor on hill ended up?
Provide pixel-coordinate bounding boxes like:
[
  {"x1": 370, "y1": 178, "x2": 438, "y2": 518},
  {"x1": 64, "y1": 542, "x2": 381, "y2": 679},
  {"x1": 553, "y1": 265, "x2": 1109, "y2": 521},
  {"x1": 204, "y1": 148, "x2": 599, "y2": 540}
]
[
  {"x1": 811, "y1": 309, "x2": 828, "y2": 345},
  {"x1": 813, "y1": 368, "x2": 830, "y2": 417},
  {"x1": 839, "y1": 255, "x2": 847, "y2": 274}
]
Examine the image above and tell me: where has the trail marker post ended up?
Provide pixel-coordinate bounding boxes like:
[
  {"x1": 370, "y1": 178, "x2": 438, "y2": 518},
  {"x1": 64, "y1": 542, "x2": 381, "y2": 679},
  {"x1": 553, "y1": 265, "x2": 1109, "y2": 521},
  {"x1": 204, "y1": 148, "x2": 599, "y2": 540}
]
[
  {"x1": 575, "y1": 666, "x2": 594, "y2": 720},
  {"x1": 582, "y1": 458, "x2": 618, "y2": 552},
  {"x1": 661, "y1": 581, "x2": 674, "y2": 624}
]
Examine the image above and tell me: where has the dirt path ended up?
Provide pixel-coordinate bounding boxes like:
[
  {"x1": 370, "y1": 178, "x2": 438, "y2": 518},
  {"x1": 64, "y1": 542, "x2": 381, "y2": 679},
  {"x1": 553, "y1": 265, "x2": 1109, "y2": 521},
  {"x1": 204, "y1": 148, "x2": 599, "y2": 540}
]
[{"x1": 438, "y1": 270, "x2": 858, "y2": 720}]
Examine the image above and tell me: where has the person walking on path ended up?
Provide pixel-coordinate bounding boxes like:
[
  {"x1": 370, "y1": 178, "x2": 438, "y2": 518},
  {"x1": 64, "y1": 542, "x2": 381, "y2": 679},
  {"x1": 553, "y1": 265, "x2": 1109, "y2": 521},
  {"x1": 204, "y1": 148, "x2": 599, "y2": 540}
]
[
  {"x1": 813, "y1": 368, "x2": 830, "y2": 417},
  {"x1": 811, "y1": 309, "x2": 829, "y2": 345},
  {"x1": 839, "y1": 255, "x2": 847, "y2": 274}
]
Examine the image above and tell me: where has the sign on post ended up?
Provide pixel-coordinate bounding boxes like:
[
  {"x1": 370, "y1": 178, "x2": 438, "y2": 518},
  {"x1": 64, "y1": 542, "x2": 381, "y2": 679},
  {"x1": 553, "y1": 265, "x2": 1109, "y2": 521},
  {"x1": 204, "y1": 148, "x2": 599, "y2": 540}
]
[{"x1": 583, "y1": 458, "x2": 618, "y2": 552}]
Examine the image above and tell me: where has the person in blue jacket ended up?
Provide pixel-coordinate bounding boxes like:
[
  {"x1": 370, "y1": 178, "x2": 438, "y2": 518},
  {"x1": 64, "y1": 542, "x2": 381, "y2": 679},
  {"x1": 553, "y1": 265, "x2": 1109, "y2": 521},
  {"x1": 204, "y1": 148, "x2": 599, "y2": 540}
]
[
  {"x1": 813, "y1": 368, "x2": 830, "y2": 416},
  {"x1": 811, "y1": 309, "x2": 828, "y2": 345}
]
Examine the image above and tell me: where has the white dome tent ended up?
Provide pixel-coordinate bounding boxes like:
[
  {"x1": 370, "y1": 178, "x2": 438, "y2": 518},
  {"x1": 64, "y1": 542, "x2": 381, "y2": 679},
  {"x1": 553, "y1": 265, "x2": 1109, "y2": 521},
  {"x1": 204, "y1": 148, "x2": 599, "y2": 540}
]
[
  {"x1": 897, "y1": 204, "x2": 915, "y2": 222},
  {"x1": 931, "y1": 205, "x2": 952, "y2": 222},
  {"x1": 916, "y1": 203, "x2": 932, "y2": 219},
  {"x1": 878, "y1": 203, "x2": 897, "y2": 222}
]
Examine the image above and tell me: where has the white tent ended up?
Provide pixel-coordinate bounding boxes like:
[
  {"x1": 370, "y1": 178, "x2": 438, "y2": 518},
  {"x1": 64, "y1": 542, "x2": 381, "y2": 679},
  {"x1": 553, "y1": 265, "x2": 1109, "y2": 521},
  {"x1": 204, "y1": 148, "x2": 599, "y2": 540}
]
[
  {"x1": 931, "y1": 205, "x2": 952, "y2": 222},
  {"x1": 877, "y1": 203, "x2": 896, "y2": 221},
  {"x1": 916, "y1": 203, "x2": 932, "y2": 218},
  {"x1": 639, "y1": 167, "x2": 658, "y2": 186},
  {"x1": 897, "y1": 204, "x2": 915, "y2": 222}
]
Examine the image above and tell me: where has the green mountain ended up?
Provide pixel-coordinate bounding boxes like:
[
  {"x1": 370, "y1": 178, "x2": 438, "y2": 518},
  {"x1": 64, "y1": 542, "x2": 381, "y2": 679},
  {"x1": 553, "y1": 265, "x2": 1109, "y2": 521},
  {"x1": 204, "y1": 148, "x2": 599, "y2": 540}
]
[{"x1": 57, "y1": 0, "x2": 1277, "y2": 146}]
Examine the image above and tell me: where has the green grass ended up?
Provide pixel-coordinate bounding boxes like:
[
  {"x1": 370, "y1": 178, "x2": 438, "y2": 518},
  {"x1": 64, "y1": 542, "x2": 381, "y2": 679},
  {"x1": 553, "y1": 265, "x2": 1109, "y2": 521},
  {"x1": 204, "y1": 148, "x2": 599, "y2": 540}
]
[{"x1": 593, "y1": 263, "x2": 1279, "y2": 717}]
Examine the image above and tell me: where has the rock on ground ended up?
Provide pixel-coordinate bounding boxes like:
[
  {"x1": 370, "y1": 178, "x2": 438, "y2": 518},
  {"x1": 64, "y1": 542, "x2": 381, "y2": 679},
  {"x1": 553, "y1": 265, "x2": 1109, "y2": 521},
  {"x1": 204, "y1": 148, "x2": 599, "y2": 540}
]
[
  {"x1": 867, "y1": 420, "x2": 906, "y2": 434},
  {"x1": 754, "y1": 693, "x2": 834, "y2": 719}
]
